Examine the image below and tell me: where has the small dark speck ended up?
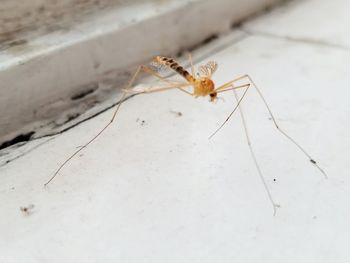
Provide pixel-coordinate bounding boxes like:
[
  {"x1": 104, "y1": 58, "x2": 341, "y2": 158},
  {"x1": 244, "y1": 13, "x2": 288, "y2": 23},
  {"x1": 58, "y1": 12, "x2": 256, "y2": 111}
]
[
  {"x1": 310, "y1": 159, "x2": 316, "y2": 164},
  {"x1": 176, "y1": 50, "x2": 183, "y2": 57},
  {"x1": 231, "y1": 20, "x2": 243, "y2": 29},
  {"x1": 136, "y1": 118, "x2": 146, "y2": 126},
  {"x1": 37, "y1": 5, "x2": 45, "y2": 13},
  {"x1": 93, "y1": 62, "x2": 101, "y2": 69},
  {"x1": 8, "y1": 39, "x2": 28, "y2": 47},
  {"x1": 201, "y1": 34, "x2": 218, "y2": 45},
  {"x1": 170, "y1": 110, "x2": 183, "y2": 117},
  {"x1": 65, "y1": 113, "x2": 80, "y2": 123},
  {"x1": 71, "y1": 87, "x2": 96, "y2": 100},
  {"x1": 273, "y1": 178, "x2": 277, "y2": 182},
  {"x1": 20, "y1": 204, "x2": 35, "y2": 215}
]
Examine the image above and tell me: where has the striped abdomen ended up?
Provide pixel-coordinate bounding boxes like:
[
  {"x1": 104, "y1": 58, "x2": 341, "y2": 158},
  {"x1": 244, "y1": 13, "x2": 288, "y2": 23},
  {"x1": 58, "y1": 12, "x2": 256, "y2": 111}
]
[{"x1": 154, "y1": 56, "x2": 195, "y2": 83}]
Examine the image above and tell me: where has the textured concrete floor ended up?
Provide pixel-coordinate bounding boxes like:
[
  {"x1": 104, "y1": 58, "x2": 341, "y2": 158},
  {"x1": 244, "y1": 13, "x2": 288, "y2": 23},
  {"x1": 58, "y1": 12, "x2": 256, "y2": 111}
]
[{"x1": 1, "y1": 0, "x2": 350, "y2": 262}]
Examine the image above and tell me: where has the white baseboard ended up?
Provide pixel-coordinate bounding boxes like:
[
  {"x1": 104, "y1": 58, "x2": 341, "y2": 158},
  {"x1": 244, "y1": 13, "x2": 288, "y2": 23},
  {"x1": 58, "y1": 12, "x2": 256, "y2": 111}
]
[{"x1": 0, "y1": 0, "x2": 282, "y2": 148}]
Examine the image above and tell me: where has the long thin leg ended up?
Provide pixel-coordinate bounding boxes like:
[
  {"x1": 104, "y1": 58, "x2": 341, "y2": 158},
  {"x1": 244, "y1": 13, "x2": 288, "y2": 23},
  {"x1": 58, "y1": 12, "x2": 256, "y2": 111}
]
[
  {"x1": 216, "y1": 83, "x2": 250, "y2": 94},
  {"x1": 177, "y1": 87, "x2": 193, "y2": 96},
  {"x1": 142, "y1": 65, "x2": 193, "y2": 96},
  {"x1": 141, "y1": 65, "x2": 182, "y2": 85},
  {"x1": 244, "y1": 75, "x2": 327, "y2": 178},
  {"x1": 210, "y1": 74, "x2": 328, "y2": 179},
  {"x1": 124, "y1": 82, "x2": 192, "y2": 95},
  {"x1": 214, "y1": 75, "x2": 250, "y2": 92},
  {"x1": 45, "y1": 65, "x2": 191, "y2": 186},
  {"x1": 187, "y1": 53, "x2": 196, "y2": 76},
  {"x1": 233, "y1": 89, "x2": 280, "y2": 216},
  {"x1": 44, "y1": 66, "x2": 143, "y2": 186},
  {"x1": 209, "y1": 83, "x2": 251, "y2": 139},
  {"x1": 124, "y1": 65, "x2": 192, "y2": 95}
]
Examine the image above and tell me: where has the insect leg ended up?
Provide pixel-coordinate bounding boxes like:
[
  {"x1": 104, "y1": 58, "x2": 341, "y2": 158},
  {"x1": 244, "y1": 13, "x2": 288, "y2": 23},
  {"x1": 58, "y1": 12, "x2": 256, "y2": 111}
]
[
  {"x1": 233, "y1": 89, "x2": 280, "y2": 216},
  {"x1": 141, "y1": 65, "x2": 179, "y2": 84},
  {"x1": 216, "y1": 83, "x2": 250, "y2": 94},
  {"x1": 211, "y1": 80, "x2": 279, "y2": 215},
  {"x1": 45, "y1": 64, "x2": 196, "y2": 186},
  {"x1": 243, "y1": 75, "x2": 327, "y2": 179},
  {"x1": 209, "y1": 83, "x2": 251, "y2": 139},
  {"x1": 124, "y1": 82, "x2": 192, "y2": 95},
  {"x1": 46, "y1": 65, "x2": 145, "y2": 186},
  {"x1": 187, "y1": 52, "x2": 196, "y2": 76},
  {"x1": 211, "y1": 74, "x2": 327, "y2": 179}
]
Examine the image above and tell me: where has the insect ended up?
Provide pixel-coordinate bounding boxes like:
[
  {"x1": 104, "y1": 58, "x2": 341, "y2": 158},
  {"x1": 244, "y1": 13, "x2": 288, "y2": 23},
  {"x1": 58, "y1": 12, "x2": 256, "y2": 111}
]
[{"x1": 45, "y1": 54, "x2": 328, "y2": 215}]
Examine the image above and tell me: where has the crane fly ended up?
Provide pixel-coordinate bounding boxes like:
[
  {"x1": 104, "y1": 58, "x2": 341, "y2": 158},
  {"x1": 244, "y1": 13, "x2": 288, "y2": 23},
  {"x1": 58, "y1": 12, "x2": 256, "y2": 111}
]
[{"x1": 45, "y1": 54, "x2": 328, "y2": 216}]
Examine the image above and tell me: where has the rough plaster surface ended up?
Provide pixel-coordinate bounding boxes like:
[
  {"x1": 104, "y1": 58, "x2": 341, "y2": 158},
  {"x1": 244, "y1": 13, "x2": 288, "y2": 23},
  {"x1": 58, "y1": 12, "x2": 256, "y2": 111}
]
[{"x1": 0, "y1": 0, "x2": 133, "y2": 43}]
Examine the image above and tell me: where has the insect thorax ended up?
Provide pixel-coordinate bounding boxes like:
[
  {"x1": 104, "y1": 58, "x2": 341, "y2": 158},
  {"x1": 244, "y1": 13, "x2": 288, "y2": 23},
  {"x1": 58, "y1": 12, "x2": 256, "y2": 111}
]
[{"x1": 193, "y1": 77, "x2": 215, "y2": 97}]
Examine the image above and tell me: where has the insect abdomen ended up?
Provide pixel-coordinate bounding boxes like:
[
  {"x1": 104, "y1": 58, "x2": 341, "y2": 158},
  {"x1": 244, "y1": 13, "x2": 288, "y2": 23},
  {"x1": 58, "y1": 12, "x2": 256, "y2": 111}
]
[{"x1": 155, "y1": 56, "x2": 194, "y2": 82}]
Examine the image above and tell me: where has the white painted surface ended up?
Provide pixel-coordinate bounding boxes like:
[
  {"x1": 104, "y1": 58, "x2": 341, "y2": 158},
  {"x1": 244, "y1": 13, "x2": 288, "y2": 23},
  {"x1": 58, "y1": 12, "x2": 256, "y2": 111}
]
[
  {"x1": 1, "y1": 0, "x2": 349, "y2": 262},
  {"x1": 245, "y1": 0, "x2": 350, "y2": 49},
  {"x1": 0, "y1": 0, "x2": 131, "y2": 42},
  {"x1": 0, "y1": 0, "x2": 280, "y2": 147}
]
